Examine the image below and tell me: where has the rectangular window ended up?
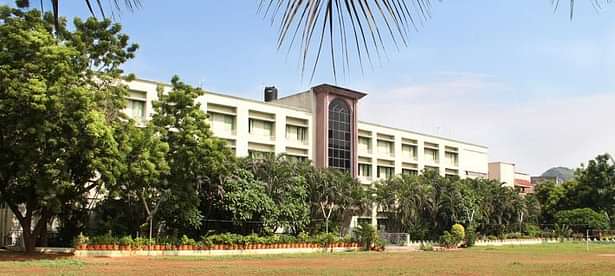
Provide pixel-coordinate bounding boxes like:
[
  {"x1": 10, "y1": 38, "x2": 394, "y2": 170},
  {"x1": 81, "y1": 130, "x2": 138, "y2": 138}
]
[
  {"x1": 377, "y1": 140, "x2": 394, "y2": 156},
  {"x1": 286, "y1": 155, "x2": 307, "y2": 162},
  {"x1": 402, "y1": 169, "x2": 418, "y2": 176},
  {"x1": 248, "y1": 150, "x2": 273, "y2": 159},
  {"x1": 249, "y1": 119, "x2": 274, "y2": 138},
  {"x1": 424, "y1": 148, "x2": 439, "y2": 163},
  {"x1": 359, "y1": 137, "x2": 372, "y2": 153},
  {"x1": 402, "y1": 144, "x2": 417, "y2": 160},
  {"x1": 358, "y1": 163, "x2": 372, "y2": 177},
  {"x1": 127, "y1": 99, "x2": 146, "y2": 122},
  {"x1": 286, "y1": 125, "x2": 307, "y2": 143},
  {"x1": 208, "y1": 112, "x2": 236, "y2": 135},
  {"x1": 446, "y1": 152, "x2": 458, "y2": 166},
  {"x1": 377, "y1": 166, "x2": 394, "y2": 179}
]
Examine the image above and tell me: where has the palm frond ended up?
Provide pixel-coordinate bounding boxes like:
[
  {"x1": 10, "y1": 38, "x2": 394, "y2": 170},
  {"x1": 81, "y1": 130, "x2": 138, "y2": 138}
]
[
  {"x1": 260, "y1": 0, "x2": 433, "y2": 82},
  {"x1": 261, "y1": 0, "x2": 613, "y2": 81}
]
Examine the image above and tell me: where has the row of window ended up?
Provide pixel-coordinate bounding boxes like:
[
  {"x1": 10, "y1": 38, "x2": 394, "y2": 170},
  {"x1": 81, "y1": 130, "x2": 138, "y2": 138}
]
[
  {"x1": 358, "y1": 163, "x2": 420, "y2": 179},
  {"x1": 358, "y1": 137, "x2": 459, "y2": 166},
  {"x1": 206, "y1": 112, "x2": 309, "y2": 144}
]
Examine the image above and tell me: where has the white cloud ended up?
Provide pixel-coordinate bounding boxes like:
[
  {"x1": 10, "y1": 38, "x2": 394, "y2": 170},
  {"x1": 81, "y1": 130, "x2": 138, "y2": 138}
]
[{"x1": 358, "y1": 72, "x2": 615, "y2": 175}]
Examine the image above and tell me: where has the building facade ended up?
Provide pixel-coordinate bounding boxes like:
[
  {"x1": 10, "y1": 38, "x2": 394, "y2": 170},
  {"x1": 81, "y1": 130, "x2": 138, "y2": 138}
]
[
  {"x1": 124, "y1": 79, "x2": 490, "y2": 226},
  {"x1": 488, "y1": 162, "x2": 533, "y2": 193}
]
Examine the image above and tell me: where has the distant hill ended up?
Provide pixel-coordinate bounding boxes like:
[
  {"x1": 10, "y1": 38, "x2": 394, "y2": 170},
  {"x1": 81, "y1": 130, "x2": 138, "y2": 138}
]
[{"x1": 541, "y1": 167, "x2": 574, "y2": 181}]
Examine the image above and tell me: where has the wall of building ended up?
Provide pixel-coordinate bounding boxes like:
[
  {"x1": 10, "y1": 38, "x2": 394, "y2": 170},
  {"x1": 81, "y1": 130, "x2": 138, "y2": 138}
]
[
  {"x1": 126, "y1": 79, "x2": 315, "y2": 161},
  {"x1": 355, "y1": 121, "x2": 488, "y2": 184},
  {"x1": 488, "y1": 162, "x2": 516, "y2": 187}
]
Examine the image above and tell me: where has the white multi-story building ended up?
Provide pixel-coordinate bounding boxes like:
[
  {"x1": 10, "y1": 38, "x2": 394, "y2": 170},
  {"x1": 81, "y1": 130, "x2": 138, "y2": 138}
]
[
  {"x1": 0, "y1": 79, "x2": 491, "y2": 244},
  {"x1": 123, "y1": 79, "x2": 490, "y2": 227},
  {"x1": 125, "y1": 79, "x2": 488, "y2": 180}
]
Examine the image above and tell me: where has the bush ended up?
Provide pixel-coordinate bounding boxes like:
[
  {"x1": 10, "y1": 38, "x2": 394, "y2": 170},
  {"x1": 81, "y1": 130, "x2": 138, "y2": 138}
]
[
  {"x1": 524, "y1": 224, "x2": 542, "y2": 238},
  {"x1": 90, "y1": 233, "x2": 116, "y2": 245},
  {"x1": 353, "y1": 223, "x2": 377, "y2": 250},
  {"x1": 554, "y1": 208, "x2": 609, "y2": 232},
  {"x1": 439, "y1": 231, "x2": 456, "y2": 248},
  {"x1": 133, "y1": 237, "x2": 152, "y2": 248},
  {"x1": 440, "y1": 224, "x2": 465, "y2": 248},
  {"x1": 314, "y1": 232, "x2": 338, "y2": 246},
  {"x1": 451, "y1": 224, "x2": 465, "y2": 242},
  {"x1": 73, "y1": 233, "x2": 89, "y2": 247},
  {"x1": 119, "y1": 235, "x2": 133, "y2": 246},
  {"x1": 464, "y1": 227, "x2": 476, "y2": 247},
  {"x1": 180, "y1": 235, "x2": 197, "y2": 246}
]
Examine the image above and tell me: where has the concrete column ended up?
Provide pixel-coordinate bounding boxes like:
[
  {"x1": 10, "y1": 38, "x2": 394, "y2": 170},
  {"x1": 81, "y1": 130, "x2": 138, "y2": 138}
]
[
  {"x1": 274, "y1": 113, "x2": 286, "y2": 155},
  {"x1": 235, "y1": 107, "x2": 249, "y2": 157},
  {"x1": 417, "y1": 139, "x2": 425, "y2": 172}
]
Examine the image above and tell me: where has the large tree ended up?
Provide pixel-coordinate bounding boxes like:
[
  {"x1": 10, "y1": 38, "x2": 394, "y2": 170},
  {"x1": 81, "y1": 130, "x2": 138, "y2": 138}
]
[
  {"x1": 150, "y1": 76, "x2": 233, "y2": 232},
  {"x1": 242, "y1": 155, "x2": 311, "y2": 234},
  {"x1": 0, "y1": 6, "x2": 137, "y2": 252}
]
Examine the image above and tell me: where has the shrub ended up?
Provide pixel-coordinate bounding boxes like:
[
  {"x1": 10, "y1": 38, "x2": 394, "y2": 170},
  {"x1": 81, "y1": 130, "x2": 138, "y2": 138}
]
[
  {"x1": 464, "y1": 227, "x2": 477, "y2": 247},
  {"x1": 297, "y1": 232, "x2": 309, "y2": 242},
  {"x1": 90, "y1": 233, "x2": 116, "y2": 245},
  {"x1": 524, "y1": 224, "x2": 542, "y2": 238},
  {"x1": 73, "y1": 233, "x2": 89, "y2": 247},
  {"x1": 451, "y1": 224, "x2": 465, "y2": 242},
  {"x1": 554, "y1": 208, "x2": 609, "y2": 233},
  {"x1": 439, "y1": 231, "x2": 456, "y2": 248},
  {"x1": 314, "y1": 232, "x2": 338, "y2": 246},
  {"x1": 119, "y1": 236, "x2": 133, "y2": 246},
  {"x1": 133, "y1": 237, "x2": 152, "y2": 248},
  {"x1": 440, "y1": 224, "x2": 465, "y2": 248},
  {"x1": 419, "y1": 242, "x2": 433, "y2": 251},
  {"x1": 180, "y1": 235, "x2": 197, "y2": 246},
  {"x1": 353, "y1": 223, "x2": 377, "y2": 250}
]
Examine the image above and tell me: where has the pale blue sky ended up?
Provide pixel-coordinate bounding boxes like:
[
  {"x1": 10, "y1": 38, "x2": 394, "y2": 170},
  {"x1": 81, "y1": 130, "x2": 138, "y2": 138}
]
[{"x1": 4, "y1": 0, "x2": 615, "y2": 174}]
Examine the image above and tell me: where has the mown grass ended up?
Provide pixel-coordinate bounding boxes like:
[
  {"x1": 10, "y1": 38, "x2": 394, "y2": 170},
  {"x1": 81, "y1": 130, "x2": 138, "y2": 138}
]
[
  {"x1": 0, "y1": 259, "x2": 85, "y2": 268},
  {"x1": 1, "y1": 243, "x2": 614, "y2": 275}
]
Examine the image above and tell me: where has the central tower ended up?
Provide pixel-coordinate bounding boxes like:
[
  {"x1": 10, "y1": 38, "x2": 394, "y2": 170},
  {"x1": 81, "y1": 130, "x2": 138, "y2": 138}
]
[{"x1": 312, "y1": 84, "x2": 366, "y2": 178}]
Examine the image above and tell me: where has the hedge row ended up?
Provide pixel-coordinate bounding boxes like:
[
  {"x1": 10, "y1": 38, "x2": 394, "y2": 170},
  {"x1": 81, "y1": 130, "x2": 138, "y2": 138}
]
[{"x1": 75, "y1": 232, "x2": 359, "y2": 249}]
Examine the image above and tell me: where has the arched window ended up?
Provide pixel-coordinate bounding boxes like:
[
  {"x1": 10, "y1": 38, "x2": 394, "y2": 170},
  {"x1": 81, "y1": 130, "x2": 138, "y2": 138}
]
[{"x1": 328, "y1": 98, "x2": 351, "y2": 171}]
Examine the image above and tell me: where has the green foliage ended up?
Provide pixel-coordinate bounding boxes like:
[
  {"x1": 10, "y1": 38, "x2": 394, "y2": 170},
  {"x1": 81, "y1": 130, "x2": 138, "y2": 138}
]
[
  {"x1": 118, "y1": 236, "x2": 133, "y2": 246},
  {"x1": 451, "y1": 224, "x2": 465, "y2": 242},
  {"x1": 220, "y1": 169, "x2": 276, "y2": 232},
  {"x1": 554, "y1": 208, "x2": 609, "y2": 232},
  {"x1": 464, "y1": 227, "x2": 477, "y2": 247},
  {"x1": 133, "y1": 237, "x2": 153, "y2": 248},
  {"x1": 180, "y1": 235, "x2": 197, "y2": 246},
  {"x1": 151, "y1": 76, "x2": 233, "y2": 230},
  {"x1": 242, "y1": 155, "x2": 311, "y2": 234},
  {"x1": 352, "y1": 223, "x2": 377, "y2": 250},
  {"x1": 0, "y1": 5, "x2": 136, "y2": 252},
  {"x1": 89, "y1": 234, "x2": 117, "y2": 245},
  {"x1": 535, "y1": 154, "x2": 615, "y2": 229},
  {"x1": 439, "y1": 231, "x2": 456, "y2": 248},
  {"x1": 73, "y1": 233, "x2": 89, "y2": 247},
  {"x1": 376, "y1": 171, "x2": 528, "y2": 239},
  {"x1": 524, "y1": 224, "x2": 542, "y2": 238},
  {"x1": 440, "y1": 224, "x2": 465, "y2": 248}
]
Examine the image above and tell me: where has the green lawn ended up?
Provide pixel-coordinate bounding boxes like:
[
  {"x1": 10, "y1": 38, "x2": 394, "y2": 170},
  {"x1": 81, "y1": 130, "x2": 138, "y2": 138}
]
[{"x1": 1, "y1": 243, "x2": 615, "y2": 275}]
